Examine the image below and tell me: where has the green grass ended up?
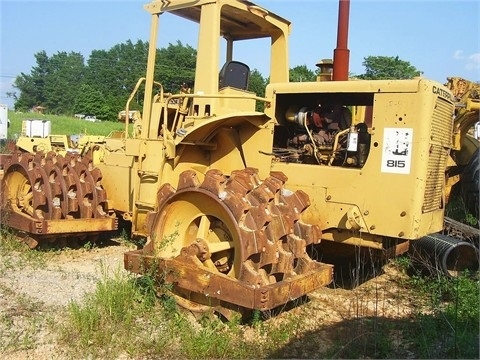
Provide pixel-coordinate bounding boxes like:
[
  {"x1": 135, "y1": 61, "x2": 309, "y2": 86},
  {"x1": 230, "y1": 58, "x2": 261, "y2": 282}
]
[
  {"x1": 403, "y1": 267, "x2": 479, "y2": 359},
  {"x1": 0, "y1": 229, "x2": 48, "y2": 274},
  {"x1": 6, "y1": 111, "x2": 127, "y2": 139},
  {"x1": 55, "y1": 257, "x2": 479, "y2": 359},
  {"x1": 446, "y1": 193, "x2": 479, "y2": 227},
  {"x1": 59, "y1": 268, "x2": 256, "y2": 359},
  {"x1": 0, "y1": 284, "x2": 52, "y2": 353}
]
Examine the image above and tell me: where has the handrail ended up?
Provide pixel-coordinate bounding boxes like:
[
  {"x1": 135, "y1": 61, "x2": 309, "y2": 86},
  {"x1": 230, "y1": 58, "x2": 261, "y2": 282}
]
[
  {"x1": 124, "y1": 78, "x2": 145, "y2": 138},
  {"x1": 124, "y1": 78, "x2": 164, "y2": 138}
]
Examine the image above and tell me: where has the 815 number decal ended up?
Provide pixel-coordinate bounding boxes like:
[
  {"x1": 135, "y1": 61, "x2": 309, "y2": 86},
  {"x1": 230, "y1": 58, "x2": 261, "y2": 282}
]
[{"x1": 386, "y1": 160, "x2": 406, "y2": 168}]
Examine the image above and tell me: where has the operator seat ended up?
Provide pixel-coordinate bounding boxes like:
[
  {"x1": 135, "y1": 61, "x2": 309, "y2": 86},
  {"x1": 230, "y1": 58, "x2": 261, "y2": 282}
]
[{"x1": 219, "y1": 61, "x2": 250, "y2": 90}]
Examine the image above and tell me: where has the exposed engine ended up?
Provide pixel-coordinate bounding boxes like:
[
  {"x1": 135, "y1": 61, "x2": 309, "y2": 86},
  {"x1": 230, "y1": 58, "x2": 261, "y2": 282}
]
[{"x1": 272, "y1": 106, "x2": 371, "y2": 167}]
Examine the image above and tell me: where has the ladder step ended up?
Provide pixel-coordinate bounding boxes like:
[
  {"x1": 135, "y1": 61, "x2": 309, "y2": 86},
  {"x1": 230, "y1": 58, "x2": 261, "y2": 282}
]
[
  {"x1": 137, "y1": 170, "x2": 159, "y2": 177},
  {"x1": 135, "y1": 200, "x2": 155, "y2": 208}
]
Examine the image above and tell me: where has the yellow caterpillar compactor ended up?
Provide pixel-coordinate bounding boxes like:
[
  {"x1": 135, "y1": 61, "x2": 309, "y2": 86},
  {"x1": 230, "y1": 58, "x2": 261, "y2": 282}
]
[{"x1": 1, "y1": 0, "x2": 478, "y2": 317}]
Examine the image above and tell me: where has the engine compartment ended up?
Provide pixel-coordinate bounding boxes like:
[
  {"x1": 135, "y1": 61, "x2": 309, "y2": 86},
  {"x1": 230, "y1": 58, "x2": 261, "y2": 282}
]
[{"x1": 272, "y1": 92, "x2": 374, "y2": 167}]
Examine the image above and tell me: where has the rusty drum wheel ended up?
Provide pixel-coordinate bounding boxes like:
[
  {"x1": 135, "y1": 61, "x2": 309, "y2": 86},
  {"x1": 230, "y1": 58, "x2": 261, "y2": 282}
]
[
  {"x1": 3, "y1": 152, "x2": 53, "y2": 220},
  {"x1": 149, "y1": 168, "x2": 323, "y2": 318},
  {"x1": 1, "y1": 149, "x2": 110, "y2": 247},
  {"x1": 153, "y1": 184, "x2": 242, "y2": 278}
]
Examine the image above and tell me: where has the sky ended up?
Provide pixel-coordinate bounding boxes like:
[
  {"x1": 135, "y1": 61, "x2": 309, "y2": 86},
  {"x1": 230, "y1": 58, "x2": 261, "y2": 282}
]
[{"x1": 1, "y1": 0, "x2": 479, "y2": 109}]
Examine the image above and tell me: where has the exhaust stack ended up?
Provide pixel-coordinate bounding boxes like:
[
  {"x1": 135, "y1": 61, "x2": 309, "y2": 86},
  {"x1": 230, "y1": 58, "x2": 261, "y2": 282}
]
[{"x1": 333, "y1": 0, "x2": 350, "y2": 81}]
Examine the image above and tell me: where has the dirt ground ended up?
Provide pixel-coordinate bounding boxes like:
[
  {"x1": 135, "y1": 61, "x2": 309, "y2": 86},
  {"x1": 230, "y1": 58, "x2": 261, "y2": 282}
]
[
  {"x1": 0, "y1": 240, "x2": 426, "y2": 359},
  {"x1": 0, "y1": 241, "x2": 134, "y2": 359}
]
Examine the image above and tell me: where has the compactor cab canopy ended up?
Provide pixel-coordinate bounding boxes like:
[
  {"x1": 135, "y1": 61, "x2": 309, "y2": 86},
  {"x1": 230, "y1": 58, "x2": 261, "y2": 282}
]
[{"x1": 141, "y1": 0, "x2": 291, "y2": 125}]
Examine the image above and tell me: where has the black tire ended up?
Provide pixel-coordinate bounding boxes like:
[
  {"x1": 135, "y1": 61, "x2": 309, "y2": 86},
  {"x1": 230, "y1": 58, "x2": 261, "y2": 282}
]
[{"x1": 460, "y1": 147, "x2": 480, "y2": 220}]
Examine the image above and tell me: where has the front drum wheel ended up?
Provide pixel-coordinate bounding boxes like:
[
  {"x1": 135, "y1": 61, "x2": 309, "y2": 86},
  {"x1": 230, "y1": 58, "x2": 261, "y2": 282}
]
[
  {"x1": 153, "y1": 190, "x2": 242, "y2": 278},
  {"x1": 148, "y1": 168, "x2": 324, "y2": 317}
]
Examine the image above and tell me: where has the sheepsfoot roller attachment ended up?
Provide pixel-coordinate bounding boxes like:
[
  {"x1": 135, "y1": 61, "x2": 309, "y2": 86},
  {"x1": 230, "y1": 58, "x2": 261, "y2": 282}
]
[
  {"x1": 0, "y1": 150, "x2": 118, "y2": 248},
  {"x1": 124, "y1": 168, "x2": 333, "y2": 318}
]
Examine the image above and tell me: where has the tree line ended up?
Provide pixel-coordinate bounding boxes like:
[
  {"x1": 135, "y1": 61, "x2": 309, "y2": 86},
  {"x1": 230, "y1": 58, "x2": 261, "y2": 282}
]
[{"x1": 9, "y1": 39, "x2": 420, "y2": 121}]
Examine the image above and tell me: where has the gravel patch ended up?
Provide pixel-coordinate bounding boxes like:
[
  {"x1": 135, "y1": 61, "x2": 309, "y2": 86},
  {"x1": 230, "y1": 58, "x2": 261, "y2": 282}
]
[
  {"x1": 0, "y1": 242, "x2": 134, "y2": 359},
  {"x1": 0, "y1": 244, "x2": 131, "y2": 307}
]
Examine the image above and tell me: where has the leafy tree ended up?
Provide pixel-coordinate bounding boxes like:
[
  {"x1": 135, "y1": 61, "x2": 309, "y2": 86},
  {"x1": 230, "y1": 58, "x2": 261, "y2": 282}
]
[
  {"x1": 289, "y1": 65, "x2": 316, "y2": 82},
  {"x1": 85, "y1": 40, "x2": 148, "y2": 115},
  {"x1": 12, "y1": 73, "x2": 36, "y2": 111},
  {"x1": 43, "y1": 51, "x2": 86, "y2": 115},
  {"x1": 73, "y1": 84, "x2": 112, "y2": 120},
  {"x1": 13, "y1": 51, "x2": 50, "y2": 111},
  {"x1": 156, "y1": 41, "x2": 196, "y2": 93},
  {"x1": 13, "y1": 51, "x2": 86, "y2": 113},
  {"x1": 13, "y1": 40, "x2": 198, "y2": 116},
  {"x1": 357, "y1": 55, "x2": 421, "y2": 80},
  {"x1": 248, "y1": 69, "x2": 267, "y2": 111}
]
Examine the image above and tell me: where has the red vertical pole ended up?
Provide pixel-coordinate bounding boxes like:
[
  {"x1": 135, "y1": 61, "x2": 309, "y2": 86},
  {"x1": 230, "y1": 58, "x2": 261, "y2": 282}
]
[{"x1": 333, "y1": 0, "x2": 350, "y2": 81}]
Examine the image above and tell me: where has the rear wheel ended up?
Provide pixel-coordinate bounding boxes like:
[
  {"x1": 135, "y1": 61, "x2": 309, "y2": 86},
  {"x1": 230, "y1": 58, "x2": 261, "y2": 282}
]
[
  {"x1": 3, "y1": 152, "x2": 54, "y2": 221},
  {"x1": 1, "y1": 150, "x2": 109, "y2": 247}
]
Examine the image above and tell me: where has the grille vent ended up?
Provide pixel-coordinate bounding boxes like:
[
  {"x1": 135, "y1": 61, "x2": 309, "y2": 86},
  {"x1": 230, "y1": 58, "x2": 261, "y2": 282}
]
[{"x1": 423, "y1": 98, "x2": 453, "y2": 213}]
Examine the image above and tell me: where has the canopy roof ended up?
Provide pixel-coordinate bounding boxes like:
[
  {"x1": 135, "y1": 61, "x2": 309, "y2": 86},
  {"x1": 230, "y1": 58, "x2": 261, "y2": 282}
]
[{"x1": 145, "y1": 0, "x2": 291, "y2": 40}]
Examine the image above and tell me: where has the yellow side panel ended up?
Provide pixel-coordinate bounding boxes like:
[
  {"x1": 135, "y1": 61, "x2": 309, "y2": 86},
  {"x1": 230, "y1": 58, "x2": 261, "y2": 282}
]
[{"x1": 97, "y1": 153, "x2": 135, "y2": 213}]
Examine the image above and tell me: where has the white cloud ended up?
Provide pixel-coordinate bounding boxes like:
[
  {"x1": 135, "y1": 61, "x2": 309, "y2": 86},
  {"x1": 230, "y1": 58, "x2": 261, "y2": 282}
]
[
  {"x1": 468, "y1": 53, "x2": 480, "y2": 63},
  {"x1": 466, "y1": 53, "x2": 480, "y2": 71},
  {"x1": 453, "y1": 50, "x2": 465, "y2": 60},
  {"x1": 453, "y1": 50, "x2": 480, "y2": 73}
]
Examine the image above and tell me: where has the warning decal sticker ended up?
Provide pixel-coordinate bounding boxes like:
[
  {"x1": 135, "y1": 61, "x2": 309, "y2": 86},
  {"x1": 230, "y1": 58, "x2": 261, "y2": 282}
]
[{"x1": 381, "y1": 128, "x2": 413, "y2": 174}]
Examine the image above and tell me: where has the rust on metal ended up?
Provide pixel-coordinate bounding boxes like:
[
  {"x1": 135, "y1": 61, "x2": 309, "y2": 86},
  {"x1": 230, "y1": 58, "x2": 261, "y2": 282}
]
[
  {"x1": 0, "y1": 149, "x2": 117, "y2": 246},
  {"x1": 127, "y1": 168, "x2": 333, "y2": 312},
  {"x1": 125, "y1": 246, "x2": 333, "y2": 311},
  {"x1": 1, "y1": 209, "x2": 117, "y2": 234},
  {"x1": 333, "y1": 0, "x2": 350, "y2": 81}
]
